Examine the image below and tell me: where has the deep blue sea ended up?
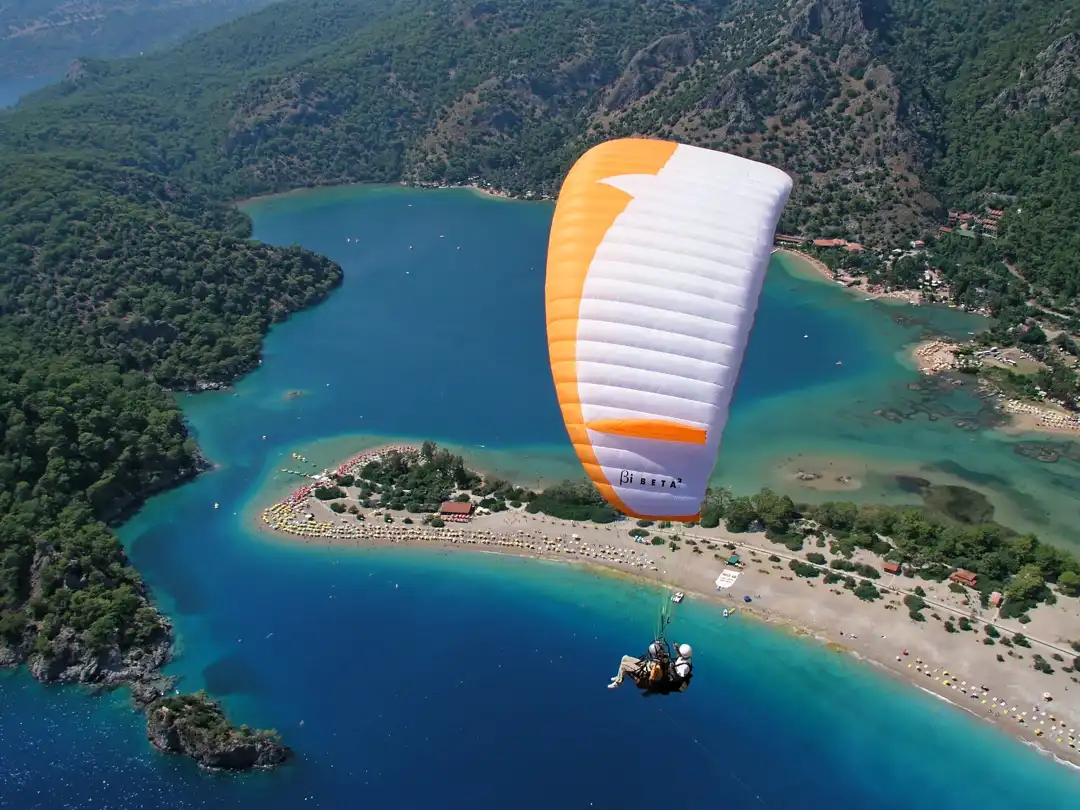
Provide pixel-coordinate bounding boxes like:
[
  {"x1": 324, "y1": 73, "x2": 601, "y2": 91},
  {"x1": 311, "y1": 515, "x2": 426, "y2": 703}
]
[{"x1": 2, "y1": 185, "x2": 1078, "y2": 809}]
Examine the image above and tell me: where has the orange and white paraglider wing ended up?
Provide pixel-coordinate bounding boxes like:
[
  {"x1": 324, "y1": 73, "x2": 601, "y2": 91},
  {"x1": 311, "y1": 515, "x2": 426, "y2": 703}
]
[{"x1": 545, "y1": 138, "x2": 793, "y2": 521}]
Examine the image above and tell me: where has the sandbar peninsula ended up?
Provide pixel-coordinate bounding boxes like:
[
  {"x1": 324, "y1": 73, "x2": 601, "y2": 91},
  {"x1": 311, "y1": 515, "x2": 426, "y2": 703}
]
[{"x1": 259, "y1": 442, "x2": 1080, "y2": 768}]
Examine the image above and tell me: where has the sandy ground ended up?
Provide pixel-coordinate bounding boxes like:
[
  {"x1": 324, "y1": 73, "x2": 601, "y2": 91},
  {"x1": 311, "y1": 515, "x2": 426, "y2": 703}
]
[{"x1": 258, "y1": 475, "x2": 1080, "y2": 767}]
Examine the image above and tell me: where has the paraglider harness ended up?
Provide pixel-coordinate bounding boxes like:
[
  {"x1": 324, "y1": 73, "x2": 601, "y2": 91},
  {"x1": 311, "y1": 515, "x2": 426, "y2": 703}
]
[{"x1": 630, "y1": 607, "x2": 693, "y2": 695}]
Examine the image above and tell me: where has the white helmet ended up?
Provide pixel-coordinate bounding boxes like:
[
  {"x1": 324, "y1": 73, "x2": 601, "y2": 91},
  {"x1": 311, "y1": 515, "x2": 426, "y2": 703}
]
[
  {"x1": 678, "y1": 644, "x2": 693, "y2": 659},
  {"x1": 648, "y1": 642, "x2": 662, "y2": 657}
]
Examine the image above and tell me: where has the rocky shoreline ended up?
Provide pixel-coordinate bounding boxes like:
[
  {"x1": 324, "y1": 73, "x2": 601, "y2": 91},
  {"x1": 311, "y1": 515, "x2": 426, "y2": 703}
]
[
  {"x1": 1, "y1": 608, "x2": 291, "y2": 770},
  {"x1": 0, "y1": 422, "x2": 288, "y2": 772}
]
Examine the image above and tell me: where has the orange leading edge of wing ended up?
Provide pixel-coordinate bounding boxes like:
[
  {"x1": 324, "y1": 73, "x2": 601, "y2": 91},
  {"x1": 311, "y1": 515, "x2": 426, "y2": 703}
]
[
  {"x1": 585, "y1": 419, "x2": 708, "y2": 445},
  {"x1": 546, "y1": 139, "x2": 702, "y2": 522}
]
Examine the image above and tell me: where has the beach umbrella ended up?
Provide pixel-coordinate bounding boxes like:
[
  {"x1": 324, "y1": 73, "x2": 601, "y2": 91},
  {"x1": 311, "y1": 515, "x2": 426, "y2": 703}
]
[{"x1": 544, "y1": 138, "x2": 792, "y2": 520}]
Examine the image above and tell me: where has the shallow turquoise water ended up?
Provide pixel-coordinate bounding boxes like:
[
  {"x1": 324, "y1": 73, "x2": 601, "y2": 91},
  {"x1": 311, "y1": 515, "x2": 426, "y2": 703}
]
[{"x1": 2, "y1": 185, "x2": 1078, "y2": 809}]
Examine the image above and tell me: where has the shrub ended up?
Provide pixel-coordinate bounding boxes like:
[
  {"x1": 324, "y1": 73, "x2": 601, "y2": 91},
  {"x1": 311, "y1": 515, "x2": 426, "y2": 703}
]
[
  {"x1": 853, "y1": 582, "x2": 880, "y2": 601},
  {"x1": 903, "y1": 594, "x2": 926, "y2": 613},
  {"x1": 1032, "y1": 654, "x2": 1054, "y2": 674},
  {"x1": 789, "y1": 560, "x2": 820, "y2": 578}
]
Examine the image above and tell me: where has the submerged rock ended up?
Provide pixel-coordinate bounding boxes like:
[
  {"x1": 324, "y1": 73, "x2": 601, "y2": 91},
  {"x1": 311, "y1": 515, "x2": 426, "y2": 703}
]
[{"x1": 146, "y1": 692, "x2": 292, "y2": 771}]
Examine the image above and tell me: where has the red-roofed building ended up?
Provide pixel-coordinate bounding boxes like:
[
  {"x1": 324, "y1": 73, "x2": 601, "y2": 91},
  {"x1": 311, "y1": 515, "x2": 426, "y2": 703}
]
[
  {"x1": 950, "y1": 569, "x2": 978, "y2": 588},
  {"x1": 813, "y1": 238, "x2": 847, "y2": 248},
  {"x1": 774, "y1": 234, "x2": 805, "y2": 246},
  {"x1": 883, "y1": 562, "x2": 901, "y2": 575},
  {"x1": 989, "y1": 591, "x2": 1003, "y2": 608},
  {"x1": 439, "y1": 501, "x2": 474, "y2": 522}
]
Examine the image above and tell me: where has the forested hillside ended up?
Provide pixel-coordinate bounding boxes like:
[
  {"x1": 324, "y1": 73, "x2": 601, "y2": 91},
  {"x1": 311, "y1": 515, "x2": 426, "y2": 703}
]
[
  {"x1": 1, "y1": 0, "x2": 1078, "y2": 690},
  {"x1": 5, "y1": 0, "x2": 1077, "y2": 293}
]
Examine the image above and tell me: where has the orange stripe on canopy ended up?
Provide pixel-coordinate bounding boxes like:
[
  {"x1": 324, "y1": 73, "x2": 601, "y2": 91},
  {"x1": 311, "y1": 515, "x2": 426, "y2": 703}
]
[{"x1": 586, "y1": 419, "x2": 707, "y2": 445}]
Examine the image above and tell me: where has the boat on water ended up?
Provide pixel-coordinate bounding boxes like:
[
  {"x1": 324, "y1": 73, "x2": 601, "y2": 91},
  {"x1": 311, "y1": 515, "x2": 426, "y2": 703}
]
[
  {"x1": 722, "y1": 607, "x2": 738, "y2": 618},
  {"x1": 671, "y1": 592, "x2": 685, "y2": 604}
]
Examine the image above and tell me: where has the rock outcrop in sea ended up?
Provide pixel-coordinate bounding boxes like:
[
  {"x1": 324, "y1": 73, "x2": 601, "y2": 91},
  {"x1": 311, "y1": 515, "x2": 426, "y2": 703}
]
[{"x1": 145, "y1": 693, "x2": 292, "y2": 770}]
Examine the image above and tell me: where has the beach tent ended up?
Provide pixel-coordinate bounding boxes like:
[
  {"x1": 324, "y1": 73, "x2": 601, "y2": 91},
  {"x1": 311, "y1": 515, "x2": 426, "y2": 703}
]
[{"x1": 545, "y1": 138, "x2": 792, "y2": 521}]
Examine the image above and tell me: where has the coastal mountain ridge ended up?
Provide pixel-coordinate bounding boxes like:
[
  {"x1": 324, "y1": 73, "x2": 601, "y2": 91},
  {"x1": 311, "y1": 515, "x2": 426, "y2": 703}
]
[
  {"x1": 9, "y1": 0, "x2": 1077, "y2": 295},
  {"x1": 0, "y1": 0, "x2": 1077, "y2": 767},
  {"x1": 0, "y1": 0, "x2": 282, "y2": 78}
]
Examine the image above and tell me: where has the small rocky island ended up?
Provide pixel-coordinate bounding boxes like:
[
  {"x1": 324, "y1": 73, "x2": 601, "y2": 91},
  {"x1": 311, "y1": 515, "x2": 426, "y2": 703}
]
[{"x1": 144, "y1": 691, "x2": 292, "y2": 770}]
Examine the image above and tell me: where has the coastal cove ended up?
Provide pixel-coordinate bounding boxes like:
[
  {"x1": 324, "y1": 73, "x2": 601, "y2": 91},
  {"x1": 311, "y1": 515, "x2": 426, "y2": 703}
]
[
  {"x1": 3, "y1": 183, "x2": 1080, "y2": 808},
  {"x1": 239, "y1": 184, "x2": 1080, "y2": 550}
]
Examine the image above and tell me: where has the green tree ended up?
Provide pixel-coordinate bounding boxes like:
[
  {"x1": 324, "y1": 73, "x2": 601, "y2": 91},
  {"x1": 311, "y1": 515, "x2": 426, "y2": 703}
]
[
  {"x1": 1005, "y1": 564, "x2": 1047, "y2": 604},
  {"x1": 1058, "y1": 570, "x2": 1080, "y2": 598}
]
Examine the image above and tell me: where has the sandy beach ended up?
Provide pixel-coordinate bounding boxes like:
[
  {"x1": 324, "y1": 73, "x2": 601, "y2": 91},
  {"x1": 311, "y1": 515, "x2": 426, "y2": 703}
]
[
  {"x1": 996, "y1": 401, "x2": 1080, "y2": 436},
  {"x1": 910, "y1": 339, "x2": 963, "y2": 374},
  {"x1": 463, "y1": 183, "x2": 514, "y2": 200},
  {"x1": 258, "y1": 446, "x2": 1080, "y2": 768},
  {"x1": 776, "y1": 248, "x2": 925, "y2": 304}
]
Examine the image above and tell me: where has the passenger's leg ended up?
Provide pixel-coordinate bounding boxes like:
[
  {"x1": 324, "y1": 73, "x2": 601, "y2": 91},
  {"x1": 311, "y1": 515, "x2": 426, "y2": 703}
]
[{"x1": 608, "y1": 655, "x2": 642, "y2": 688}]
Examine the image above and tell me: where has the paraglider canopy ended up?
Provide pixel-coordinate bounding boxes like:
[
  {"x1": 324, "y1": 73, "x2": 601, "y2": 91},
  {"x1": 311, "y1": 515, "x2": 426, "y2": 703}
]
[{"x1": 545, "y1": 138, "x2": 792, "y2": 521}]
